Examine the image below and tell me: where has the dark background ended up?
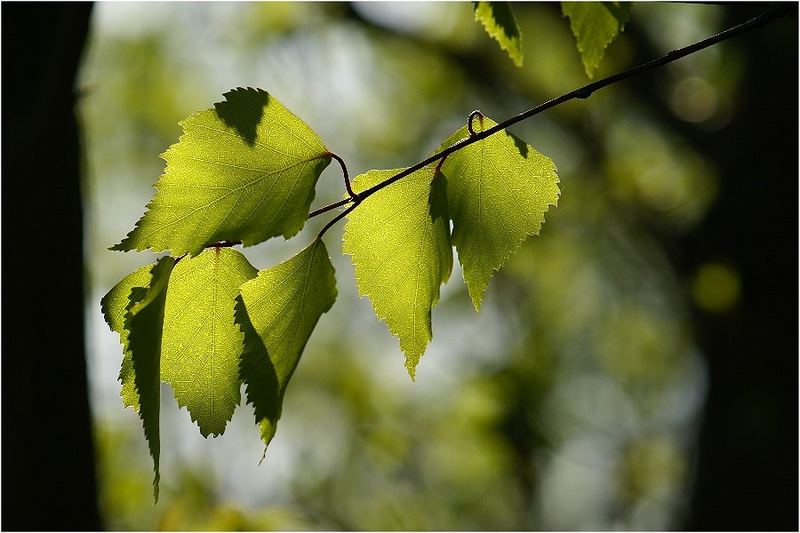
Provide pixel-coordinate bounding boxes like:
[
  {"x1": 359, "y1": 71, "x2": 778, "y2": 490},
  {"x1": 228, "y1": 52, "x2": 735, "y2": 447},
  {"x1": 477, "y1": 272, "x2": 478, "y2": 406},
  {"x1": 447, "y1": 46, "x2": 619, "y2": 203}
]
[{"x1": 2, "y1": 2, "x2": 796, "y2": 530}]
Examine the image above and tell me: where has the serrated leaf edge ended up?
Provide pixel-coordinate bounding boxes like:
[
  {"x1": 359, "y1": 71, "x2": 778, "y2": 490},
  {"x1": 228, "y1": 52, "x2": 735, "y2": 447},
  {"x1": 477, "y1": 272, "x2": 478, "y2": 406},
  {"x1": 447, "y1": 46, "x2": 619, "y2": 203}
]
[
  {"x1": 110, "y1": 88, "x2": 331, "y2": 256},
  {"x1": 441, "y1": 123, "x2": 560, "y2": 311},
  {"x1": 474, "y1": 1, "x2": 524, "y2": 67},
  {"x1": 342, "y1": 167, "x2": 451, "y2": 380},
  {"x1": 563, "y1": 3, "x2": 630, "y2": 78},
  {"x1": 236, "y1": 239, "x2": 337, "y2": 459}
]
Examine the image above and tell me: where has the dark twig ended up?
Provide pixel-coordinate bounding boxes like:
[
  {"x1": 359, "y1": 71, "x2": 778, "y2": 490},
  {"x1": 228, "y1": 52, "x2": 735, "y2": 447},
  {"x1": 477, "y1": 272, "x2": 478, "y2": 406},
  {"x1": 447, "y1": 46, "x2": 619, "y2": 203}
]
[
  {"x1": 205, "y1": 240, "x2": 242, "y2": 248},
  {"x1": 308, "y1": 4, "x2": 790, "y2": 237},
  {"x1": 467, "y1": 110, "x2": 485, "y2": 136},
  {"x1": 327, "y1": 151, "x2": 359, "y2": 201},
  {"x1": 317, "y1": 203, "x2": 359, "y2": 239},
  {"x1": 306, "y1": 153, "x2": 359, "y2": 221},
  {"x1": 309, "y1": 197, "x2": 353, "y2": 218}
]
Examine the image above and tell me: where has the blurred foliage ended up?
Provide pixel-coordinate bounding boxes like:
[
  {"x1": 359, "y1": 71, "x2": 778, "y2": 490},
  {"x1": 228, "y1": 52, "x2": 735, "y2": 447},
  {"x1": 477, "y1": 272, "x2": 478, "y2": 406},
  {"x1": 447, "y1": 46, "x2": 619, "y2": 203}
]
[{"x1": 80, "y1": 2, "x2": 753, "y2": 529}]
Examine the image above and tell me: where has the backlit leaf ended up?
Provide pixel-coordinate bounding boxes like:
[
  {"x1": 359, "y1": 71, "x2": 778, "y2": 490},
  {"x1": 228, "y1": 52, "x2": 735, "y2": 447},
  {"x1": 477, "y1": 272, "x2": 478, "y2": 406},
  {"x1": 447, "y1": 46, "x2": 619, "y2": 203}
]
[
  {"x1": 562, "y1": 2, "x2": 631, "y2": 78},
  {"x1": 343, "y1": 167, "x2": 452, "y2": 378},
  {"x1": 100, "y1": 264, "x2": 152, "y2": 412},
  {"x1": 473, "y1": 2, "x2": 524, "y2": 67},
  {"x1": 160, "y1": 248, "x2": 258, "y2": 437},
  {"x1": 124, "y1": 256, "x2": 176, "y2": 502},
  {"x1": 237, "y1": 240, "x2": 337, "y2": 452},
  {"x1": 440, "y1": 116, "x2": 559, "y2": 310},
  {"x1": 112, "y1": 87, "x2": 331, "y2": 256}
]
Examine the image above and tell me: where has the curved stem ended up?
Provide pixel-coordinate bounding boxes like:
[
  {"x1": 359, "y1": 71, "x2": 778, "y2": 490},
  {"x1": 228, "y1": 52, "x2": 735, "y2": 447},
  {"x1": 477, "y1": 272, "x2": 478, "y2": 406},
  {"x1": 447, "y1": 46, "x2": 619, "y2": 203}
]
[
  {"x1": 327, "y1": 151, "x2": 358, "y2": 201},
  {"x1": 467, "y1": 110, "x2": 484, "y2": 137}
]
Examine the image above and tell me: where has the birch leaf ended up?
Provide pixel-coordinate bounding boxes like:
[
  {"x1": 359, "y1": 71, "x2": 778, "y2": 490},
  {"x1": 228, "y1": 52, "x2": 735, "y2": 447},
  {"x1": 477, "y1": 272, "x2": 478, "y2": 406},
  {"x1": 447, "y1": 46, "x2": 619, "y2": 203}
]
[
  {"x1": 237, "y1": 240, "x2": 337, "y2": 451},
  {"x1": 124, "y1": 257, "x2": 176, "y2": 502},
  {"x1": 440, "y1": 116, "x2": 559, "y2": 310},
  {"x1": 160, "y1": 248, "x2": 258, "y2": 437},
  {"x1": 100, "y1": 263, "x2": 153, "y2": 412},
  {"x1": 562, "y1": 2, "x2": 631, "y2": 78},
  {"x1": 343, "y1": 167, "x2": 452, "y2": 378},
  {"x1": 112, "y1": 88, "x2": 331, "y2": 256},
  {"x1": 474, "y1": 1, "x2": 524, "y2": 67}
]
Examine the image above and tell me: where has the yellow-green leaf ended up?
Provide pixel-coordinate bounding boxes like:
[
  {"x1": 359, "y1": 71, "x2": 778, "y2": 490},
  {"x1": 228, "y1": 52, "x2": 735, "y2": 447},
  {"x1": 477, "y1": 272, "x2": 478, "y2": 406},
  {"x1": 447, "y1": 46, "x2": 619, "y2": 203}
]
[
  {"x1": 440, "y1": 116, "x2": 559, "y2": 310},
  {"x1": 101, "y1": 263, "x2": 153, "y2": 412},
  {"x1": 112, "y1": 88, "x2": 331, "y2": 256},
  {"x1": 237, "y1": 240, "x2": 337, "y2": 451},
  {"x1": 160, "y1": 248, "x2": 258, "y2": 437},
  {"x1": 124, "y1": 256, "x2": 176, "y2": 502},
  {"x1": 343, "y1": 167, "x2": 452, "y2": 379},
  {"x1": 562, "y1": 2, "x2": 631, "y2": 78},
  {"x1": 474, "y1": 1, "x2": 524, "y2": 67}
]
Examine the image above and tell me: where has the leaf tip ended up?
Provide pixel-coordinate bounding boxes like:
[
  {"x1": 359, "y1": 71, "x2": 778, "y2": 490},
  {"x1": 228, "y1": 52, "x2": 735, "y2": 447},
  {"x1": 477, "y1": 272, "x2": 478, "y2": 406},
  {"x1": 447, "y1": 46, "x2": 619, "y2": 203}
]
[
  {"x1": 258, "y1": 418, "x2": 278, "y2": 450},
  {"x1": 474, "y1": 1, "x2": 524, "y2": 67},
  {"x1": 108, "y1": 240, "x2": 130, "y2": 252},
  {"x1": 463, "y1": 274, "x2": 487, "y2": 313},
  {"x1": 258, "y1": 446, "x2": 267, "y2": 466},
  {"x1": 405, "y1": 359, "x2": 418, "y2": 382},
  {"x1": 153, "y1": 472, "x2": 160, "y2": 504}
]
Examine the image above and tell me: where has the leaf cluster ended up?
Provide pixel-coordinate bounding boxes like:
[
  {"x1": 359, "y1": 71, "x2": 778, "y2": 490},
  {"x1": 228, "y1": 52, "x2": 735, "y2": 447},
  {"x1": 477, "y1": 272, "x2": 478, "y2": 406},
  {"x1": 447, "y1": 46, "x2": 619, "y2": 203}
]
[
  {"x1": 101, "y1": 1, "x2": 636, "y2": 499},
  {"x1": 104, "y1": 85, "x2": 558, "y2": 498},
  {"x1": 474, "y1": 1, "x2": 629, "y2": 77}
]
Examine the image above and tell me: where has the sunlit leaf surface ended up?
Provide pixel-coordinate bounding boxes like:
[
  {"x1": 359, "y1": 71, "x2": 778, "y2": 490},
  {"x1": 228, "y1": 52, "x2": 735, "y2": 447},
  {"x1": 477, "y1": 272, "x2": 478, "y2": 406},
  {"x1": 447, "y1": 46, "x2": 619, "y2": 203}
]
[
  {"x1": 474, "y1": 1, "x2": 524, "y2": 67},
  {"x1": 562, "y1": 2, "x2": 631, "y2": 78},
  {"x1": 113, "y1": 88, "x2": 331, "y2": 256},
  {"x1": 440, "y1": 116, "x2": 560, "y2": 310},
  {"x1": 343, "y1": 167, "x2": 452, "y2": 378},
  {"x1": 161, "y1": 248, "x2": 257, "y2": 437},
  {"x1": 237, "y1": 240, "x2": 337, "y2": 449}
]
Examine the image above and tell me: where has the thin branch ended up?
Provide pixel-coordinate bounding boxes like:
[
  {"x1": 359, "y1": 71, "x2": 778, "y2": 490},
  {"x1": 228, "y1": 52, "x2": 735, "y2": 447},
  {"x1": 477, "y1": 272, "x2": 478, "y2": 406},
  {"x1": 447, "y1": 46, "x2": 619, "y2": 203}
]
[
  {"x1": 309, "y1": 197, "x2": 353, "y2": 218},
  {"x1": 310, "y1": 4, "x2": 790, "y2": 237},
  {"x1": 317, "y1": 202, "x2": 359, "y2": 239},
  {"x1": 205, "y1": 240, "x2": 242, "y2": 248}
]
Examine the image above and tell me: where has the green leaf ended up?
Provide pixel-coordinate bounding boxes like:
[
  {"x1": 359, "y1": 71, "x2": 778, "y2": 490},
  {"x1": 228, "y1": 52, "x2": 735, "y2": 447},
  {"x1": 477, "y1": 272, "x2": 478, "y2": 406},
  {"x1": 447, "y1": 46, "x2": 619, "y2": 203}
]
[
  {"x1": 562, "y1": 2, "x2": 631, "y2": 78},
  {"x1": 112, "y1": 87, "x2": 332, "y2": 256},
  {"x1": 100, "y1": 264, "x2": 153, "y2": 412},
  {"x1": 439, "y1": 116, "x2": 559, "y2": 310},
  {"x1": 124, "y1": 256, "x2": 176, "y2": 502},
  {"x1": 342, "y1": 167, "x2": 452, "y2": 379},
  {"x1": 473, "y1": 2, "x2": 524, "y2": 67},
  {"x1": 160, "y1": 248, "x2": 258, "y2": 437},
  {"x1": 237, "y1": 240, "x2": 337, "y2": 452},
  {"x1": 119, "y1": 351, "x2": 140, "y2": 412}
]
